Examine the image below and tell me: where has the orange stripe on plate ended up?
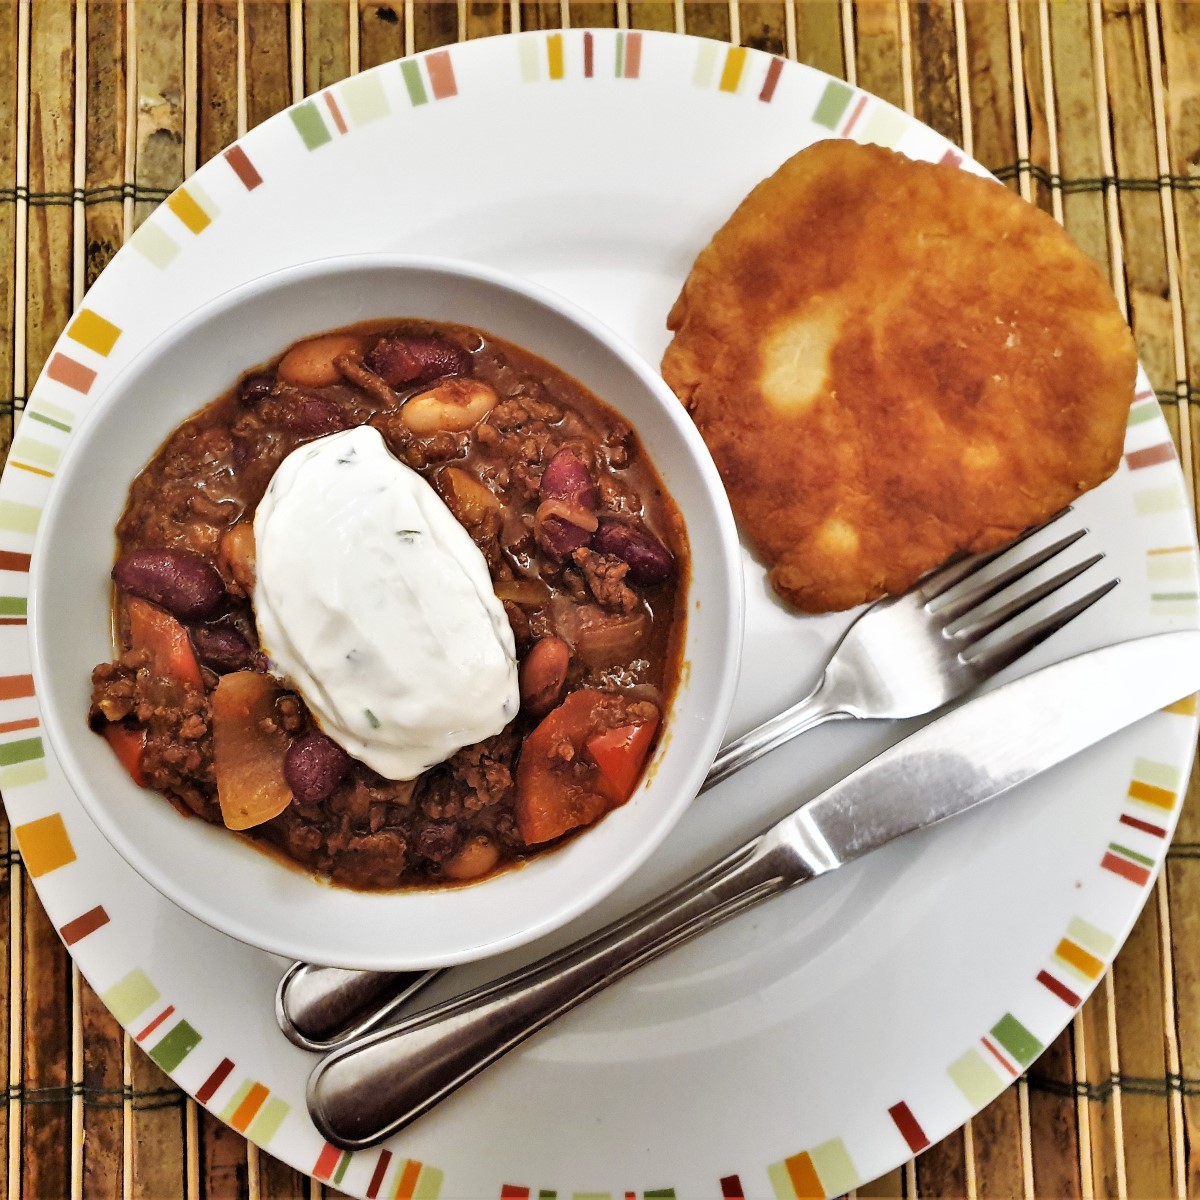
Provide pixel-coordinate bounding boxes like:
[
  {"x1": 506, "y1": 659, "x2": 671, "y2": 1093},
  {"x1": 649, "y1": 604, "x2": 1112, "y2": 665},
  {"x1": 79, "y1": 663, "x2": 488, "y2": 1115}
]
[
  {"x1": 229, "y1": 1082, "x2": 269, "y2": 1132},
  {"x1": 0, "y1": 552, "x2": 31, "y2": 573},
  {"x1": 10, "y1": 462, "x2": 53, "y2": 479},
  {"x1": 624, "y1": 31, "x2": 642, "y2": 78},
  {"x1": 167, "y1": 188, "x2": 211, "y2": 235},
  {"x1": 547, "y1": 33, "x2": 564, "y2": 79},
  {"x1": 1128, "y1": 779, "x2": 1176, "y2": 810},
  {"x1": 313, "y1": 1142, "x2": 342, "y2": 1179},
  {"x1": 67, "y1": 309, "x2": 121, "y2": 356},
  {"x1": 325, "y1": 93, "x2": 348, "y2": 134},
  {"x1": 1165, "y1": 694, "x2": 1198, "y2": 716},
  {"x1": 13, "y1": 814, "x2": 76, "y2": 877},
  {"x1": 784, "y1": 1151, "x2": 823, "y2": 1199},
  {"x1": 394, "y1": 1159, "x2": 422, "y2": 1200},
  {"x1": 0, "y1": 674, "x2": 34, "y2": 700},
  {"x1": 1102, "y1": 851, "x2": 1151, "y2": 886},
  {"x1": 46, "y1": 353, "x2": 96, "y2": 394},
  {"x1": 1055, "y1": 938, "x2": 1104, "y2": 978},
  {"x1": 426, "y1": 51, "x2": 456, "y2": 99},
  {"x1": 0, "y1": 717, "x2": 38, "y2": 735},
  {"x1": 719, "y1": 46, "x2": 746, "y2": 92}
]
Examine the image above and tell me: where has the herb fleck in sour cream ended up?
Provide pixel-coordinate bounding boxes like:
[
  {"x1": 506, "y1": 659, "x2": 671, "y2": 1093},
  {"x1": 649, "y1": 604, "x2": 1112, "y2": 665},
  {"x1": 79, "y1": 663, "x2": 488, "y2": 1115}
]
[{"x1": 253, "y1": 425, "x2": 519, "y2": 780}]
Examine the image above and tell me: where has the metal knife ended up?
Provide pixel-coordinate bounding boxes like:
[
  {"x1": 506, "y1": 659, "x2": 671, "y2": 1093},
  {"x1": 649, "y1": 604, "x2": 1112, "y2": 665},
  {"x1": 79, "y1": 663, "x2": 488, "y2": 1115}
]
[{"x1": 307, "y1": 630, "x2": 1200, "y2": 1149}]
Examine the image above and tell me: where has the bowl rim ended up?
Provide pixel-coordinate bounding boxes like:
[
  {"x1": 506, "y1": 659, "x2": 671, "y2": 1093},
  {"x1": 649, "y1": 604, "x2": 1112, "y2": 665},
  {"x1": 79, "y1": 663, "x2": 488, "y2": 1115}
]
[{"x1": 27, "y1": 252, "x2": 745, "y2": 969}]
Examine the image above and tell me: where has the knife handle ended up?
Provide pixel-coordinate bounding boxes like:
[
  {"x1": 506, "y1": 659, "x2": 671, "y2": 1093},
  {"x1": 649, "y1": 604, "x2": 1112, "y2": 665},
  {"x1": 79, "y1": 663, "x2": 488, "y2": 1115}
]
[{"x1": 307, "y1": 826, "x2": 811, "y2": 1148}]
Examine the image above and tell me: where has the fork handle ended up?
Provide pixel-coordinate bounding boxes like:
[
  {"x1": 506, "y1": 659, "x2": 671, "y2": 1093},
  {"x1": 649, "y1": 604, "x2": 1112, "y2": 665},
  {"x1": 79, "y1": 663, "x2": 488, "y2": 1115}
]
[
  {"x1": 703, "y1": 671, "x2": 849, "y2": 792},
  {"x1": 307, "y1": 828, "x2": 810, "y2": 1148}
]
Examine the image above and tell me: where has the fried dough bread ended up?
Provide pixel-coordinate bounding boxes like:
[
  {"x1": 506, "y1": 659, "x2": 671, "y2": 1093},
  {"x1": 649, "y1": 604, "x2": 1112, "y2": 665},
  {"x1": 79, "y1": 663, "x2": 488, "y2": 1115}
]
[{"x1": 662, "y1": 140, "x2": 1137, "y2": 613}]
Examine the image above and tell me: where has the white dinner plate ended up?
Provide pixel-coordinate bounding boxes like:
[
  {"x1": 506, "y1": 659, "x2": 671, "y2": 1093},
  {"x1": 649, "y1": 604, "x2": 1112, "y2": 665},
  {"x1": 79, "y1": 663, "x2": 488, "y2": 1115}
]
[{"x1": 2, "y1": 30, "x2": 1197, "y2": 1199}]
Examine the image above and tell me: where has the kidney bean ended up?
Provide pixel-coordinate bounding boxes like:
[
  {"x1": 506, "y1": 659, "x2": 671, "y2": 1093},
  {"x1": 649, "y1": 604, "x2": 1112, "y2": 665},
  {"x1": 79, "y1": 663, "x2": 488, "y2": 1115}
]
[
  {"x1": 239, "y1": 373, "x2": 275, "y2": 405},
  {"x1": 284, "y1": 731, "x2": 352, "y2": 803},
  {"x1": 365, "y1": 336, "x2": 472, "y2": 388},
  {"x1": 278, "y1": 397, "x2": 357, "y2": 438},
  {"x1": 540, "y1": 449, "x2": 597, "y2": 510},
  {"x1": 535, "y1": 515, "x2": 591, "y2": 561},
  {"x1": 112, "y1": 549, "x2": 226, "y2": 619},
  {"x1": 190, "y1": 625, "x2": 254, "y2": 674},
  {"x1": 519, "y1": 636, "x2": 570, "y2": 715},
  {"x1": 593, "y1": 520, "x2": 675, "y2": 585},
  {"x1": 414, "y1": 821, "x2": 461, "y2": 864}
]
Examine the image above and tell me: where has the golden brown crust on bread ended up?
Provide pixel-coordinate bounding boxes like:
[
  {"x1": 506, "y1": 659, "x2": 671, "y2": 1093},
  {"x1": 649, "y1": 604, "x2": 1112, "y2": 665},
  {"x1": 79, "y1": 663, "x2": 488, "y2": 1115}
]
[{"x1": 661, "y1": 140, "x2": 1137, "y2": 613}]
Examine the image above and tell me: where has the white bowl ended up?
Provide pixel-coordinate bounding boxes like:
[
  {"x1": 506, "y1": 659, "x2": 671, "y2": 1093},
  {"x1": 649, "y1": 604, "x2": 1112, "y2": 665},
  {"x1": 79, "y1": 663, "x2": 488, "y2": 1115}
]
[{"x1": 28, "y1": 255, "x2": 744, "y2": 970}]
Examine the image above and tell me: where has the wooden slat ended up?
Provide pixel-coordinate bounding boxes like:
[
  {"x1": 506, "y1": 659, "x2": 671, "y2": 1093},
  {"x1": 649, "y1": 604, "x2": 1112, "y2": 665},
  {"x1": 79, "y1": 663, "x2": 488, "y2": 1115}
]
[
  {"x1": 0, "y1": 0, "x2": 18, "y2": 458},
  {"x1": 793, "y1": 1, "x2": 847, "y2": 77},
  {"x1": 305, "y1": 0, "x2": 353, "y2": 94},
  {"x1": 735, "y1": 3, "x2": 788, "y2": 55},
  {"x1": 0, "y1": 5, "x2": 19, "y2": 1191},
  {"x1": 856, "y1": 1165, "x2": 905, "y2": 1198},
  {"x1": 1101, "y1": 0, "x2": 1174, "y2": 392},
  {"x1": 198, "y1": 2, "x2": 240, "y2": 169},
  {"x1": 1026, "y1": 1029, "x2": 1083, "y2": 1198},
  {"x1": 1162, "y1": 2, "x2": 1200, "y2": 1190},
  {"x1": 79, "y1": 979, "x2": 124, "y2": 1200},
  {"x1": 83, "y1": 0, "x2": 128, "y2": 290},
  {"x1": 1161, "y1": 0, "x2": 1200, "y2": 404},
  {"x1": 19, "y1": 8, "x2": 75, "y2": 1200},
  {"x1": 678, "y1": 0, "x2": 732, "y2": 43},
  {"x1": 19, "y1": 886, "x2": 71, "y2": 1200},
  {"x1": 914, "y1": 1125, "x2": 971, "y2": 1196},
  {"x1": 520, "y1": 3, "x2": 568, "y2": 34},
  {"x1": 1017, "y1": 1, "x2": 1056, "y2": 215},
  {"x1": 1096, "y1": 10, "x2": 1180, "y2": 1193},
  {"x1": 907, "y1": 0, "x2": 962, "y2": 144},
  {"x1": 1169, "y1": 735, "x2": 1200, "y2": 1197},
  {"x1": 414, "y1": 0, "x2": 466, "y2": 50},
  {"x1": 25, "y1": 0, "x2": 75, "y2": 385},
  {"x1": 244, "y1": 1, "x2": 294, "y2": 131},
  {"x1": 852, "y1": 0, "x2": 904, "y2": 109},
  {"x1": 960, "y1": 0, "x2": 1019, "y2": 183},
  {"x1": 359, "y1": 1, "x2": 409, "y2": 70},
  {"x1": 968, "y1": 1083, "x2": 1026, "y2": 1196}
]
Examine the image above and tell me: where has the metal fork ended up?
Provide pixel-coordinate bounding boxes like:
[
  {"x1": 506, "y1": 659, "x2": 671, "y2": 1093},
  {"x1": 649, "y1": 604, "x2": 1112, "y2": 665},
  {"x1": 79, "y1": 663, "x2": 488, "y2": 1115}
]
[{"x1": 277, "y1": 513, "x2": 1116, "y2": 1052}]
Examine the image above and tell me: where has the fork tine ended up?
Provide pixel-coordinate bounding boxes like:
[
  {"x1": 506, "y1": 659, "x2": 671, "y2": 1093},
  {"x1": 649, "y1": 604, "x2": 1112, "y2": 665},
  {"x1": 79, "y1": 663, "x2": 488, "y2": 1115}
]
[
  {"x1": 917, "y1": 507, "x2": 1073, "y2": 603},
  {"x1": 932, "y1": 528, "x2": 1089, "y2": 624},
  {"x1": 950, "y1": 552, "x2": 1104, "y2": 644},
  {"x1": 960, "y1": 577, "x2": 1119, "y2": 677}
]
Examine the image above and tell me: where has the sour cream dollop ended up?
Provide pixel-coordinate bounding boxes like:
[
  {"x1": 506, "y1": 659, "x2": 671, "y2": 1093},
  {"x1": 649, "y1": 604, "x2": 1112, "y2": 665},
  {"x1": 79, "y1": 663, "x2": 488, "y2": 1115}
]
[{"x1": 253, "y1": 425, "x2": 519, "y2": 780}]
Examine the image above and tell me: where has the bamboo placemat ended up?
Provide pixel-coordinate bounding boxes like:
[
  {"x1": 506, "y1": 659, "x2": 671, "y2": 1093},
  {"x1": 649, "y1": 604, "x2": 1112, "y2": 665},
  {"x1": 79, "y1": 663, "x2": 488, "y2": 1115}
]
[{"x1": 2, "y1": 1, "x2": 1198, "y2": 1196}]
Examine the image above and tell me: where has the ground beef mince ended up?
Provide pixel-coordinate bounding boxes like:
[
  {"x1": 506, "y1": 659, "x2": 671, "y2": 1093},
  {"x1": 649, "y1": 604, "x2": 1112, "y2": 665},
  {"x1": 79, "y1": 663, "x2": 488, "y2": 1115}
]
[{"x1": 88, "y1": 319, "x2": 688, "y2": 890}]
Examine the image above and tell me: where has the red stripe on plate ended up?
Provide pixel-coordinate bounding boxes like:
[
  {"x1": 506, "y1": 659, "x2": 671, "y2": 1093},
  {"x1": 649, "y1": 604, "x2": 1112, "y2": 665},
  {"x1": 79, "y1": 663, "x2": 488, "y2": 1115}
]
[
  {"x1": 760, "y1": 56, "x2": 783, "y2": 102},
  {"x1": 1036, "y1": 969, "x2": 1082, "y2": 1008},
  {"x1": 135, "y1": 1005, "x2": 175, "y2": 1042},
  {"x1": 1101, "y1": 851, "x2": 1151, "y2": 886},
  {"x1": 59, "y1": 905, "x2": 110, "y2": 945},
  {"x1": 368, "y1": 1151, "x2": 393, "y2": 1199},
  {"x1": 223, "y1": 145, "x2": 263, "y2": 190},
  {"x1": 888, "y1": 1100, "x2": 930, "y2": 1152},
  {"x1": 196, "y1": 1057, "x2": 234, "y2": 1105},
  {"x1": 1120, "y1": 812, "x2": 1167, "y2": 838},
  {"x1": 1126, "y1": 442, "x2": 1176, "y2": 470}
]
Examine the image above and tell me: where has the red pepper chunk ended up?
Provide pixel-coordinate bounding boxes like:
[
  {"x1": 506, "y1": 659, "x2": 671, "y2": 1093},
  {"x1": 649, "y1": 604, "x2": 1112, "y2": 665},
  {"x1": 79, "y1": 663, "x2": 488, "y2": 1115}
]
[
  {"x1": 126, "y1": 596, "x2": 203, "y2": 689},
  {"x1": 102, "y1": 723, "x2": 147, "y2": 786},
  {"x1": 516, "y1": 691, "x2": 660, "y2": 845},
  {"x1": 586, "y1": 717, "x2": 659, "y2": 805}
]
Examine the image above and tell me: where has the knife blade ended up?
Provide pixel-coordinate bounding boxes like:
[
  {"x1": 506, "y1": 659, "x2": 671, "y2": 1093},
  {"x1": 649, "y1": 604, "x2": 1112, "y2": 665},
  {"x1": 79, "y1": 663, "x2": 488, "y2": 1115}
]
[{"x1": 307, "y1": 630, "x2": 1200, "y2": 1148}]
